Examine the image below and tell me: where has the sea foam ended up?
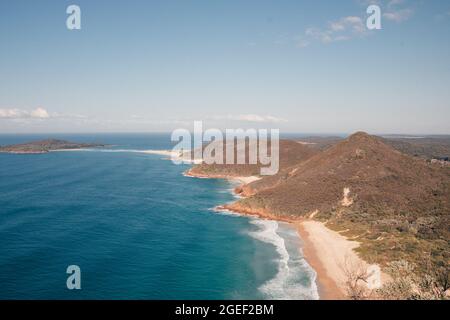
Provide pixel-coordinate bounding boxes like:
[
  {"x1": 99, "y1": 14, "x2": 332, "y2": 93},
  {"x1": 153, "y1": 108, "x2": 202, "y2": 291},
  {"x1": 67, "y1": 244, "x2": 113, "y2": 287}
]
[{"x1": 248, "y1": 219, "x2": 319, "y2": 300}]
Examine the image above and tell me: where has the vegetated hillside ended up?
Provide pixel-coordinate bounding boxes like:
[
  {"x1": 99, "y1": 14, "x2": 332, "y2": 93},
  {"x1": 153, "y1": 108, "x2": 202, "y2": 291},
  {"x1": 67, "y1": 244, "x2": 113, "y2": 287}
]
[
  {"x1": 228, "y1": 132, "x2": 450, "y2": 270},
  {"x1": 0, "y1": 139, "x2": 104, "y2": 153},
  {"x1": 187, "y1": 139, "x2": 318, "y2": 177},
  {"x1": 383, "y1": 136, "x2": 450, "y2": 160},
  {"x1": 292, "y1": 135, "x2": 450, "y2": 160}
]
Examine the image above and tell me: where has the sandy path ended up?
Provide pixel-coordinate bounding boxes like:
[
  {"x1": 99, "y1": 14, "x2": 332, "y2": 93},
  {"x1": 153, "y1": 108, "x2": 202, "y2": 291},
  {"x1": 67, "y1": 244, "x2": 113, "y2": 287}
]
[{"x1": 232, "y1": 176, "x2": 261, "y2": 185}]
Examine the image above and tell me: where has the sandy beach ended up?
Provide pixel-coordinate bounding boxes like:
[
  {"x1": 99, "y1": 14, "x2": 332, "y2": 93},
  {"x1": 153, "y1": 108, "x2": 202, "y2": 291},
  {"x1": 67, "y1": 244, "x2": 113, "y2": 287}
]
[
  {"x1": 296, "y1": 220, "x2": 387, "y2": 299},
  {"x1": 185, "y1": 170, "x2": 387, "y2": 300},
  {"x1": 296, "y1": 221, "x2": 344, "y2": 299},
  {"x1": 226, "y1": 208, "x2": 387, "y2": 299}
]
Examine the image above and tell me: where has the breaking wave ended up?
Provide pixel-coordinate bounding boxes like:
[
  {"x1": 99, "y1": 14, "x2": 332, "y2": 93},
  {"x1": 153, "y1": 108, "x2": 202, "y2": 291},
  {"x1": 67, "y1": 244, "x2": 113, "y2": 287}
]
[{"x1": 248, "y1": 219, "x2": 319, "y2": 300}]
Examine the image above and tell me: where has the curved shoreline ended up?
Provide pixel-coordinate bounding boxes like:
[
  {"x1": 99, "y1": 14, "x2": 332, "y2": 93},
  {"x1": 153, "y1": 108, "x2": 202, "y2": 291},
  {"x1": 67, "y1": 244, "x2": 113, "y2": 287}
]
[
  {"x1": 296, "y1": 222, "x2": 344, "y2": 300},
  {"x1": 185, "y1": 169, "x2": 347, "y2": 300},
  {"x1": 219, "y1": 203, "x2": 346, "y2": 300}
]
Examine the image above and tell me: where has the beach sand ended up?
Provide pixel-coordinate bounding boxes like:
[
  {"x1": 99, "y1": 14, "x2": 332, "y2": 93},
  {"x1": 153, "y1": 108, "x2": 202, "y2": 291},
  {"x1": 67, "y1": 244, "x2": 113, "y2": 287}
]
[
  {"x1": 296, "y1": 220, "x2": 387, "y2": 299},
  {"x1": 221, "y1": 204, "x2": 388, "y2": 299},
  {"x1": 184, "y1": 170, "x2": 386, "y2": 300},
  {"x1": 296, "y1": 221, "x2": 345, "y2": 299}
]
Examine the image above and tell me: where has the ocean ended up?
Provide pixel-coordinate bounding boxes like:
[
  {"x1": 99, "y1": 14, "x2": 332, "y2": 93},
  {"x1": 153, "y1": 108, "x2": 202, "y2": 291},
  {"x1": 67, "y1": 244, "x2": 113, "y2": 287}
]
[{"x1": 0, "y1": 134, "x2": 318, "y2": 300}]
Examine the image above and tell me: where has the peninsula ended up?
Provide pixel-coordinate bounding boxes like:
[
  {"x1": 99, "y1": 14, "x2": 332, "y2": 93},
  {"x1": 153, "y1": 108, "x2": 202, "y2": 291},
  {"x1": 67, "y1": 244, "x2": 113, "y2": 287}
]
[{"x1": 0, "y1": 139, "x2": 105, "y2": 154}]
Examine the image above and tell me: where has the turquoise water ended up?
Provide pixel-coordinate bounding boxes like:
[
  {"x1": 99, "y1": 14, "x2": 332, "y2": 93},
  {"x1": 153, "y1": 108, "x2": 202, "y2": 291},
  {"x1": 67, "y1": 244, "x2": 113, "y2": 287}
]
[{"x1": 0, "y1": 134, "x2": 318, "y2": 300}]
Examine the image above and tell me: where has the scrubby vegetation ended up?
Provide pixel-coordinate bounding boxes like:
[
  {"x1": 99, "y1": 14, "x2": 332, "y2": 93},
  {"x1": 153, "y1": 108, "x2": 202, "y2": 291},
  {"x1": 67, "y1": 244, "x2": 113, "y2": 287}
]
[
  {"x1": 344, "y1": 259, "x2": 449, "y2": 300},
  {"x1": 192, "y1": 133, "x2": 450, "y2": 297}
]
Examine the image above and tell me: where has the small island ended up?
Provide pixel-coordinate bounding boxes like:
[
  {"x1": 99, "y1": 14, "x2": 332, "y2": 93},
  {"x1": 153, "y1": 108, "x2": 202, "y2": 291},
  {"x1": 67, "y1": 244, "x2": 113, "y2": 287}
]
[{"x1": 0, "y1": 139, "x2": 105, "y2": 154}]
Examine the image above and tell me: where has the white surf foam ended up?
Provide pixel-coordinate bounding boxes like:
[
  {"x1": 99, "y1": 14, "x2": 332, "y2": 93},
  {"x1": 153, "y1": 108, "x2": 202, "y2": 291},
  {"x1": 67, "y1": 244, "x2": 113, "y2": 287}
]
[
  {"x1": 208, "y1": 207, "x2": 242, "y2": 217},
  {"x1": 52, "y1": 148, "x2": 199, "y2": 161},
  {"x1": 109, "y1": 149, "x2": 202, "y2": 163},
  {"x1": 248, "y1": 219, "x2": 319, "y2": 300},
  {"x1": 52, "y1": 148, "x2": 151, "y2": 153},
  {"x1": 210, "y1": 180, "x2": 319, "y2": 299}
]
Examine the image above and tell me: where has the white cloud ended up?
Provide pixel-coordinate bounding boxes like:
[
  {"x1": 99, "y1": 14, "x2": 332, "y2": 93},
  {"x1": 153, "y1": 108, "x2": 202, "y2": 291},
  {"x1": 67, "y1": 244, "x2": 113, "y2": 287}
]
[
  {"x1": 30, "y1": 107, "x2": 50, "y2": 119},
  {"x1": 298, "y1": 0, "x2": 415, "y2": 47},
  {"x1": 0, "y1": 107, "x2": 50, "y2": 119},
  {"x1": 211, "y1": 114, "x2": 288, "y2": 123},
  {"x1": 236, "y1": 114, "x2": 288, "y2": 123},
  {"x1": 299, "y1": 15, "x2": 367, "y2": 46},
  {"x1": 367, "y1": 0, "x2": 414, "y2": 23},
  {"x1": 0, "y1": 109, "x2": 23, "y2": 118},
  {"x1": 0, "y1": 107, "x2": 86, "y2": 120},
  {"x1": 383, "y1": 8, "x2": 413, "y2": 22}
]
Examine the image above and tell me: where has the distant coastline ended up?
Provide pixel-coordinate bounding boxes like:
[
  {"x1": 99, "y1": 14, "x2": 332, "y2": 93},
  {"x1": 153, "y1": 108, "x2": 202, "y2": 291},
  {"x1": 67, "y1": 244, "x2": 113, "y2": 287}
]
[{"x1": 0, "y1": 139, "x2": 105, "y2": 154}]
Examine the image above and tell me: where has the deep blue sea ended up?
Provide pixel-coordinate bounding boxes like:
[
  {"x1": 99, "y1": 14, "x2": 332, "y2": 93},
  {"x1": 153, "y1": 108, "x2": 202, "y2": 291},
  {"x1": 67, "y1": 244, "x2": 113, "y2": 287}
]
[{"x1": 0, "y1": 134, "x2": 318, "y2": 300}]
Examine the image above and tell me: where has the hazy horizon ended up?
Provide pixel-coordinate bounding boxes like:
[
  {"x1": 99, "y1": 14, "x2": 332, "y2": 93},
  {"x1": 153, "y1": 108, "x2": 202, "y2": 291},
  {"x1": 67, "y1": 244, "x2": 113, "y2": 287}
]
[{"x1": 0, "y1": 131, "x2": 449, "y2": 138}]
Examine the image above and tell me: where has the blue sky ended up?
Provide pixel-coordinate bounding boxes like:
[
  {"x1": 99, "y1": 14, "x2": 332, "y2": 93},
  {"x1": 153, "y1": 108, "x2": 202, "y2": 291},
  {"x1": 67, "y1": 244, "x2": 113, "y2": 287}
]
[{"x1": 0, "y1": 0, "x2": 449, "y2": 134}]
